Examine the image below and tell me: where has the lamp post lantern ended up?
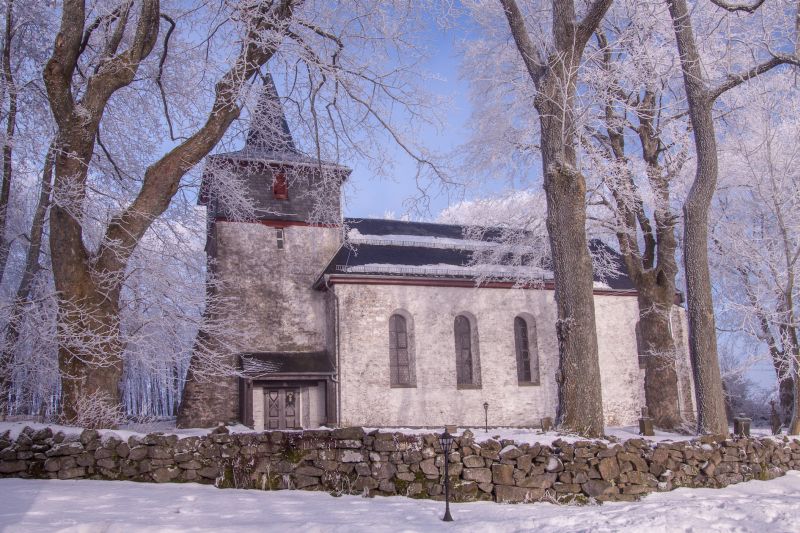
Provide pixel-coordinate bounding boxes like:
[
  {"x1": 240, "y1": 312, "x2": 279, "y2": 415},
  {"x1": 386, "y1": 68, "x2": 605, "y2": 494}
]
[
  {"x1": 439, "y1": 429, "x2": 455, "y2": 522},
  {"x1": 483, "y1": 402, "x2": 489, "y2": 433}
]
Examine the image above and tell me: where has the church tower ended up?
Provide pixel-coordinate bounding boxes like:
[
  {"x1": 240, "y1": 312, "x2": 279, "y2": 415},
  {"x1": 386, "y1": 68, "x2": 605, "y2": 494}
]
[{"x1": 177, "y1": 76, "x2": 350, "y2": 428}]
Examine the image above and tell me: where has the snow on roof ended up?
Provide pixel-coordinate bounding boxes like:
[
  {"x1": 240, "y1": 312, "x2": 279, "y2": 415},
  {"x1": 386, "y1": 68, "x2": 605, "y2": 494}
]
[
  {"x1": 335, "y1": 262, "x2": 553, "y2": 280},
  {"x1": 347, "y1": 228, "x2": 498, "y2": 251}
]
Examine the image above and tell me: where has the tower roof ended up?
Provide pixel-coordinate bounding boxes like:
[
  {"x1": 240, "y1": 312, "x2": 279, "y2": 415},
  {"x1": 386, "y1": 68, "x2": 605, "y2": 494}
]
[
  {"x1": 207, "y1": 74, "x2": 345, "y2": 168},
  {"x1": 245, "y1": 74, "x2": 298, "y2": 154}
]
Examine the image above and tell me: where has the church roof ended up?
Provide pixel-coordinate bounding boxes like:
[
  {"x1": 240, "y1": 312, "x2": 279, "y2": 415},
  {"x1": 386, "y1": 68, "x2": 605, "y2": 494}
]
[{"x1": 313, "y1": 218, "x2": 636, "y2": 291}]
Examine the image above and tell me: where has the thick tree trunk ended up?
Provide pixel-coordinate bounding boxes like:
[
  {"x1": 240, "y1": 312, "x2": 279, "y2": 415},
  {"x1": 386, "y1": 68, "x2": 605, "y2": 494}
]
[
  {"x1": 666, "y1": 0, "x2": 729, "y2": 435},
  {"x1": 637, "y1": 288, "x2": 681, "y2": 428},
  {"x1": 601, "y1": 81, "x2": 684, "y2": 429},
  {"x1": 538, "y1": 93, "x2": 604, "y2": 437},
  {"x1": 499, "y1": 0, "x2": 613, "y2": 437},
  {"x1": 56, "y1": 295, "x2": 124, "y2": 423},
  {"x1": 42, "y1": 1, "x2": 292, "y2": 424}
]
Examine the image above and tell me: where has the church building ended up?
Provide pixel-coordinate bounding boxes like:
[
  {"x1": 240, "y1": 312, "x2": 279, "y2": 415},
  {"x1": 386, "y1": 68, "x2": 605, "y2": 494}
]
[{"x1": 177, "y1": 78, "x2": 696, "y2": 431}]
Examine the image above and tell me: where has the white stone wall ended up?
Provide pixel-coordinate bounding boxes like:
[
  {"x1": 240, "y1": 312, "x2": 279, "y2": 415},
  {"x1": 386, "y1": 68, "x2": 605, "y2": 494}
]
[
  {"x1": 333, "y1": 283, "x2": 645, "y2": 428},
  {"x1": 215, "y1": 222, "x2": 342, "y2": 352},
  {"x1": 253, "y1": 385, "x2": 265, "y2": 431}
]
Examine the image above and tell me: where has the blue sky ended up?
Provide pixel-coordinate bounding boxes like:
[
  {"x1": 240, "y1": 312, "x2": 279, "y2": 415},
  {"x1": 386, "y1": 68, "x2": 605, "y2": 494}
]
[{"x1": 341, "y1": 23, "x2": 474, "y2": 220}]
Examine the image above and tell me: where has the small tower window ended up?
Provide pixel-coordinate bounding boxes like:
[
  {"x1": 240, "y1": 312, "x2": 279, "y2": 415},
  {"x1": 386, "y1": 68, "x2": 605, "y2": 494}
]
[
  {"x1": 273, "y1": 171, "x2": 288, "y2": 200},
  {"x1": 276, "y1": 228, "x2": 285, "y2": 249}
]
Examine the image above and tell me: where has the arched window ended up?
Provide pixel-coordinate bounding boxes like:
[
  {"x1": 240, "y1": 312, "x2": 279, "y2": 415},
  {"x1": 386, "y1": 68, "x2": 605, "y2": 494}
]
[
  {"x1": 515, "y1": 316, "x2": 540, "y2": 385},
  {"x1": 389, "y1": 313, "x2": 415, "y2": 387},
  {"x1": 273, "y1": 171, "x2": 288, "y2": 199},
  {"x1": 454, "y1": 315, "x2": 480, "y2": 386}
]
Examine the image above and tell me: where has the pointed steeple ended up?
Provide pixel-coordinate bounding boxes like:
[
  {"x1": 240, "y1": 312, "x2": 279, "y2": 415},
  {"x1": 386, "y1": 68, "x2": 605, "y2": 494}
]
[{"x1": 246, "y1": 74, "x2": 297, "y2": 154}]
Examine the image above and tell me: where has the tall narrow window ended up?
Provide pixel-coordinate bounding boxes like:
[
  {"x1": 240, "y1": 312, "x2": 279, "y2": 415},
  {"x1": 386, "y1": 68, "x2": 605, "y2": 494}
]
[
  {"x1": 515, "y1": 316, "x2": 540, "y2": 385},
  {"x1": 273, "y1": 171, "x2": 288, "y2": 199},
  {"x1": 454, "y1": 315, "x2": 473, "y2": 385},
  {"x1": 389, "y1": 314, "x2": 413, "y2": 386}
]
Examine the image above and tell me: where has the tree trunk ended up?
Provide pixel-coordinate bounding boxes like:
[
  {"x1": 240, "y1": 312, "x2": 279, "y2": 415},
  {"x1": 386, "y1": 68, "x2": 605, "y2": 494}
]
[
  {"x1": 0, "y1": 0, "x2": 17, "y2": 286},
  {"x1": 0, "y1": 145, "x2": 53, "y2": 417},
  {"x1": 666, "y1": 0, "x2": 729, "y2": 435},
  {"x1": 42, "y1": 0, "x2": 293, "y2": 423},
  {"x1": 637, "y1": 287, "x2": 681, "y2": 428},
  {"x1": 538, "y1": 92, "x2": 605, "y2": 437},
  {"x1": 789, "y1": 358, "x2": 800, "y2": 435},
  {"x1": 56, "y1": 295, "x2": 124, "y2": 423},
  {"x1": 601, "y1": 82, "x2": 684, "y2": 429},
  {"x1": 499, "y1": 0, "x2": 613, "y2": 437}
]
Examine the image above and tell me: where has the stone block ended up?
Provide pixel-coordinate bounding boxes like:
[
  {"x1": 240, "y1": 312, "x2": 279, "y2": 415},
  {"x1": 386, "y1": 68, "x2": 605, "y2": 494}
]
[
  {"x1": 0, "y1": 460, "x2": 27, "y2": 474},
  {"x1": 128, "y1": 446, "x2": 148, "y2": 461},
  {"x1": 332, "y1": 427, "x2": 365, "y2": 440},
  {"x1": 44, "y1": 458, "x2": 61, "y2": 472},
  {"x1": 94, "y1": 448, "x2": 115, "y2": 460},
  {"x1": 492, "y1": 463, "x2": 514, "y2": 486},
  {"x1": 45, "y1": 442, "x2": 84, "y2": 457},
  {"x1": 336, "y1": 440, "x2": 363, "y2": 449},
  {"x1": 79, "y1": 430, "x2": 99, "y2": 445},
  {"x1": 463, "y1": 455, "x2": 485, "y2": 468},
  {"x1": 373, "y1": 440, "x2": 399, "y2": 452},
  {"x1": 500, "y1": 445, "x2": 522, "y2": 460},
  {"x1": 354, "y1": 476, "x2": 379, "y2": 491},
  {"x1": 58, "y1": 467, "x2": 86, "y2": 480},
  {"x1": 340, "y1": 450, "x2": 364, "y2": 463},
  {"x1": 462, "y1": 467, "x2": 492, "y2": 484},
  {"x1": 296, "y1": 465, "x2": 325, "y2": 477},
  {"x1": 371, "y1": 462, "x2": 396, "y2": 479},
  {"x1": 180, "y1": 460, "x2": 203, "y2": 470},
  {"x1": 96, "y1": 458, "x2": 118, "y2": 470},
  {"x1": 420, "y1": 458, "x2": 438, "y2": 476},
  {"x1": 151, "y1": 467, "x2": 180, "y2": 483},
  {"x1": 495, "y1": 485, "x2": 544, "y2": 503},
  {"x1": 599, "y1": 457, "x2": 620, "y2": 480},
  {"x1": 379, "y1": 479, "x2": 396, "y2": 493},
  {"x1": 294, "y1": 475, "x2": 320, "y2": 489},
  {"x1": 517, "y1": 473, "x2": 556, "y2": 489},
  {"x1": 198, "y1": 466, "x2": 219, "y2": 479},
  {"x1": 553, "y1": 482, "x2": 581, "y2": 493},
  {"x1": 76, "y1": 453, "x2": 95, "y2": 467},
  {"x1": 582, "y1": 479, "x2": 615, "y2": 498}
]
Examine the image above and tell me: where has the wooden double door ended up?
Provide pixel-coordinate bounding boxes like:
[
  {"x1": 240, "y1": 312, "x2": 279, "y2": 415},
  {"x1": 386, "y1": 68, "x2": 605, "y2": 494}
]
[{"x1": 264, "y1": 388, "x2": 300, "y2": 429}]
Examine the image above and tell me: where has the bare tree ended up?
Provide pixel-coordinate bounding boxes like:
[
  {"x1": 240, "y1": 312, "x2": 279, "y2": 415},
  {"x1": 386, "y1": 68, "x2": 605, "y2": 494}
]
[
  {"x1": 712, "y1": 76, "x2": 800, "y2": 433},
  {"x1": 664, "y1": 0, "x2": 799, "y2": 434},
  {"x1": 580, "y1": 1, "x2": 695, "y2": 428},
  {"x1": 43, "y1": 0, "x2": 298, "y2": 422},
  {"x1": 469, "y1": 0, "x2": 615, "y2": 437}
]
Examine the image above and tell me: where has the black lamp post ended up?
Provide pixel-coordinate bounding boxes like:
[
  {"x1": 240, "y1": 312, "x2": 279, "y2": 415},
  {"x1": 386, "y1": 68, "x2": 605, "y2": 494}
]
[
  {"x1": 483, "y1": 402, "x2": 489, "y2": 433},
  {"x1": 439, "y1": 429, "x2": 455, "y2": 522}
]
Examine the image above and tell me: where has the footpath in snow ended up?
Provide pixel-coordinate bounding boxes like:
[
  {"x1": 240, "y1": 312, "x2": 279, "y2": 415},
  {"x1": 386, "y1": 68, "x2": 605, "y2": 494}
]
[{"x1": 1, "y1": 471, "x2": 799, "y2": 532}]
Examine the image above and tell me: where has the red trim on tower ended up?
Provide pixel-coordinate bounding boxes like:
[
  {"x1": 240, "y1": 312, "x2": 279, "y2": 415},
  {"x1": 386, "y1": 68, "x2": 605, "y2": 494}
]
[{"x1": 214, "y1": 216, "x2": 340, "y2": 229}]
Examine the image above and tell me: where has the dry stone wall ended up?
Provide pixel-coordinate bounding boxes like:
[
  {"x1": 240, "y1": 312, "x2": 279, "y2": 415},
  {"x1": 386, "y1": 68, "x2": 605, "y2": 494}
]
[{"x1": 1, "y1": 426, "x2": 798, "y2": 504}]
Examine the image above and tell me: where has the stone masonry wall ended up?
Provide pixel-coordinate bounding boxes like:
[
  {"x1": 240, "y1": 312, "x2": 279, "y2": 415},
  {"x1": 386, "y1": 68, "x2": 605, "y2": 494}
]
[{"x1": 1, "y1": 426, "x2": 798, "y2": 504}]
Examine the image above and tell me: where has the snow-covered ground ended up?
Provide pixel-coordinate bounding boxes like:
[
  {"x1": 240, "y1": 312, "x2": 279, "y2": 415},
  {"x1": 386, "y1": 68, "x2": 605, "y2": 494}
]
[{"x1": 1, "y1": 472, "x2": 798, "y2": 532}]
